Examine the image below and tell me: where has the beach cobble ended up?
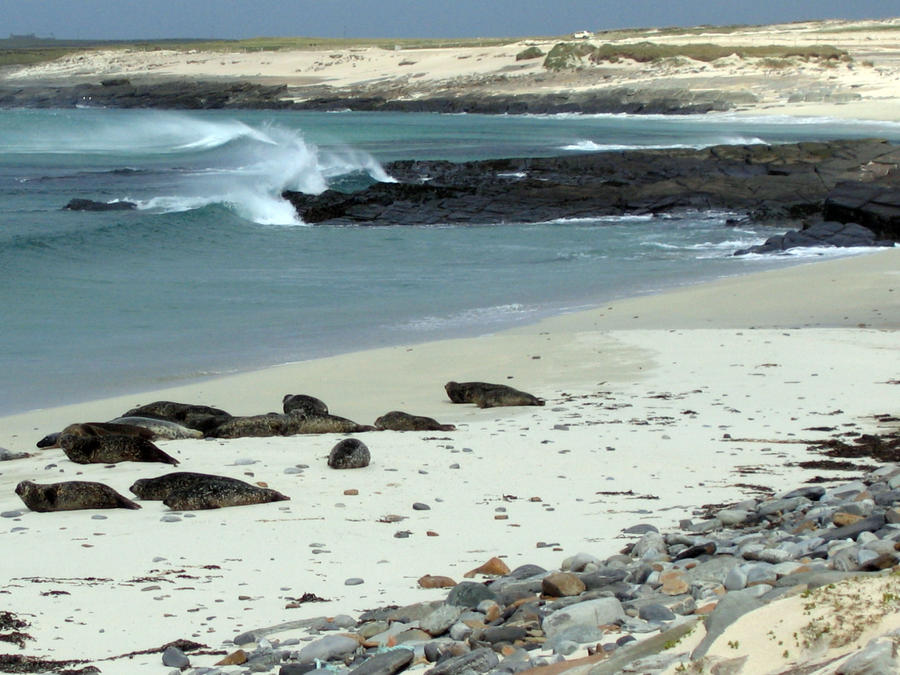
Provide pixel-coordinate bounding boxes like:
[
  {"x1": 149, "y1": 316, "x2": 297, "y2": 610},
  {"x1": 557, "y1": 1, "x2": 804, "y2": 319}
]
[{"x1": 168, "y1": 462, "x2": 900, "y2": 674}]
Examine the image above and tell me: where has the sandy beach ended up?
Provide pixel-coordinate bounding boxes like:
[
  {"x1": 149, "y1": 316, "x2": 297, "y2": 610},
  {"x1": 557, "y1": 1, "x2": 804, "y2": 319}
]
[
  {"x1": 2, "y1": 18, "x2": 899, "y2": 119},
  {"x1": 1, "y1": 16, "x2": 899, "y2": 674},
  {"x1": 1, "y1": 248, "x2": 898, "y2": 673}
]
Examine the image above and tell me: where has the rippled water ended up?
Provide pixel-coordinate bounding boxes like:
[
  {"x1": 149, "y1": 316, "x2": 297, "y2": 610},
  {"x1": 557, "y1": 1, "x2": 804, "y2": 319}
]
[{"x1": 2, "y1": 109, "x2": 897, "y2": 414}]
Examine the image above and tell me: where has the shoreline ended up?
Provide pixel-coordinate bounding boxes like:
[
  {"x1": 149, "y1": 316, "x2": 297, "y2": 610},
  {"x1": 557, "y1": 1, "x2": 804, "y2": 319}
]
[
  {"x1": 1, "y1": 247, "x2": 897, "y2": 448},
  {"x1": 0, "y1": 249, "x2": 898, "y2": 673}
]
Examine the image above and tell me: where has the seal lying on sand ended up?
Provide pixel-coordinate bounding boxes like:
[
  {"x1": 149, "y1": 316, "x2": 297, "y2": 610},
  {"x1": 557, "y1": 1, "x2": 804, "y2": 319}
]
[
  {"x1": 106, "y1": 416, "x2": 204, "y2": 440},
  {"x1": 445, "y1": 381, "x2": 545, "y2": 408},
  {"x1": 37, "y1": 421, "x2": 156, "y2": 448},
  {"x1": 59, "y1": 430, "x2": 179, "y2": 466},
  {"x1": 374, "y1": 410, "x2": 456, "y2": 431},
  {"x1": 282, "y1": 394, "x2": 329, "y2": 416},
  {"x1": 282, "y1": 411, "x2": 376, "y2": 435},
  {"x1": 121, "y1": 401, "x2": 232, "y2": 435},
  {"x1": 209, "y1": 413, "x2": 286, "y2": 439},
  {"x1": 16, "y1": 480, "x2": 141, "y2": 512},
  {"x1": 129, "y1": 471, "x2": 289, "y2": 510}
]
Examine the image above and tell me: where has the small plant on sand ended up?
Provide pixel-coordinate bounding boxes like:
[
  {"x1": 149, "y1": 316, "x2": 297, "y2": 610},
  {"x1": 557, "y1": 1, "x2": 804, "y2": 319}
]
[
  {"x1": 516, "y1": 46, "x2": 544, "y2": 61},
  {"x1": 543, "y1": 41, "x2": 596, "y2": 70}
]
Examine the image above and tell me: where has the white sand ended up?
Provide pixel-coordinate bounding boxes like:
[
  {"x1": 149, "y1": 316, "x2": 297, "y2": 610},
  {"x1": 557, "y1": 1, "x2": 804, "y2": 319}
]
[{"x1": 1, "y1": 249, "x2": 898, "y2": 672}]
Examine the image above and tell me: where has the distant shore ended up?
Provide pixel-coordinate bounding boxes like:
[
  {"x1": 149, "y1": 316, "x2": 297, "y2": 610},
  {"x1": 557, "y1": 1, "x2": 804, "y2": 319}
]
[{"x1": 2, "y1": 18, "x2": 899, "y2": 118}]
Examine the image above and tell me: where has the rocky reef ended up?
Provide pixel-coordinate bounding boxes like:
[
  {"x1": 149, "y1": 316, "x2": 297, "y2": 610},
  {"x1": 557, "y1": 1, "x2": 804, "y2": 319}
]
[{"x1": 283, "y1": 139, "x2": 900, "y2": 246}]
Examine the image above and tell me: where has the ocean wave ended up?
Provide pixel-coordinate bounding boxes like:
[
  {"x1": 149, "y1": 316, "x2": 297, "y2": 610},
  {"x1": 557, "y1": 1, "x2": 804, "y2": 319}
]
[
  {"x1": 737, "y1": 245, "x2": 893, "y2": 261},
  {"x1": 560, "y1": 137, "x2": 766, "y2": 152},
  {"x1": 1, "y1": 110, "x2": 393, "y2": 225},
  {"x1": 397, "y1": 303, "x2": 538, "y2": 332}
]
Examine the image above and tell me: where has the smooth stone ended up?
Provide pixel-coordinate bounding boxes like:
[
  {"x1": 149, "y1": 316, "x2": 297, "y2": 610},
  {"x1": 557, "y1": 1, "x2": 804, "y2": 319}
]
[
  {"x1": 345, "y1": 577, "x2": 365, "y2": 586},
  {"x1": 622, "y1": 524, "x2": 659, "y2": 535},
  {"x1": 724, "y1": 567, "x2": 748, "y2": 591},
  {"x1": 426, "y1": 647, "x2": 499, "y2": 675},
  {"x1": 420, "y1": 605, "x2": 463, "y2": 636},
  {"x1": 445, "y1": 581, "x2": 498, "y2": 608},
  {"x1": 746, "y1": 564, "x2": 778, "y2": 587},
  {"x1": 481, "y1": 625, "x2": 528, "y2": 644},
  {"x1": 562, "y1": 552, "x2": 601, "y2": 571},
  {"x1": 296, "y1": 635, "x2": 360, "y2": 664},
  {"x1": 758, "y1": 496, "x2": 810, "y2": 517},
  {"x1": 542, "y1": 597, "x2": 626, "y2": 641},
  {"x1": 162, "y1": 646, "x2": 190, "y2": 668},
  {"x1": 542, "y1": 572, "x2": 586, "y2": 597},
  {"x1": 1, "y1": 510, "x2": 24, "y2": 518},
  {"x1": 715, "y1": 509, "x2": 752, "y2": 526},
  {"x1": 638, "y1": 603, "x2": 676, "y2": 622},
  {"x1": 632, "y1": 532, "x2": 667, "y2": 560},
  {"x1": 449, "y1": 622, "x2": 473, "y2": 641}
]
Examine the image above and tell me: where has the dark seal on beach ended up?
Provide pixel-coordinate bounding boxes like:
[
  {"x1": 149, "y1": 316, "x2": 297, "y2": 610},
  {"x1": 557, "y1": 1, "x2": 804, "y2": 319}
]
[
  {"x1": 122, "y1": 401, "x2": 233, "y2": 435},
  {"x1": 136, "y1": 472, "x2": 290, "y2": 510},
  {"x1": 130, "y1": 471, "x2": 288, "y2": 504},
  {"x1": 283, "y1": 393, "x2": 329, "y2": 416},
  {"x1": 106, "y1": 416, "x2": 204, "y2": 440},
  {"x1": 444, "y1": 381, "x2": 545, "y2": 408},
  {"x1": 59, "y1": 431, "x2": 179, "y2": 466},
  {"x1": 282, "y1": 412, "x2": 375, "y2": 435},
  {"x1": 37, "y1": 421, "x2": 156, "y2": 448},
  {"x1": 210, "y1": 413, "x2": 286, "y2": 439},
  {"x1": 374, "y1": 410, "x2": 456, "y2": 431},
  {"x1": 15, "y1": 480, "x2": 141, "y2": 512},
  {"x1": 327, "y1": 438, "x2": 371, "y2": 469}
]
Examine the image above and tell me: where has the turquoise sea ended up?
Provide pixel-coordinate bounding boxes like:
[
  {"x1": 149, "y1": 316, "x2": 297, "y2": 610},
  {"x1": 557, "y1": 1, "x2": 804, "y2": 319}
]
[{"x1": 2, "y1": 109, "x2": 899, "y2": 415}]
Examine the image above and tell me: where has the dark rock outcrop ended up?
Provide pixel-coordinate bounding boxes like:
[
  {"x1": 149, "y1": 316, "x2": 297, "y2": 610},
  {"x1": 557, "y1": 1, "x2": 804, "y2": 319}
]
[
  {"x1": 0, "y1": 80, "x2": 291, "y2": 109},
  {"x1": 733, "y1": 220, "x2": 894, "y2": 256},
  {"x1": 823, "y1": 176, "x2": 900, "y2": 241},
  {"x1": 282, "y1": 139, "x2": 900, "y2": 233},
  {"x1": 64, "y1": 198, "x2": 136, "y2": 211}
]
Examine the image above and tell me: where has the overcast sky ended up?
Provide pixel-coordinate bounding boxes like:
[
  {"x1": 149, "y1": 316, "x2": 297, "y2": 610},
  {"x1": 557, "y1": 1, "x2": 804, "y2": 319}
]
[{"x1": 2, "y1": 1, "x2": 898, "y2": 41}]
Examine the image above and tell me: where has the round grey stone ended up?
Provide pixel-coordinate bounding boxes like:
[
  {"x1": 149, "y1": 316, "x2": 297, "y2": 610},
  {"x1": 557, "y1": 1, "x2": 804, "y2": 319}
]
[{"x1": 345, "y1": 577, "x2": 365, "y2": 586}]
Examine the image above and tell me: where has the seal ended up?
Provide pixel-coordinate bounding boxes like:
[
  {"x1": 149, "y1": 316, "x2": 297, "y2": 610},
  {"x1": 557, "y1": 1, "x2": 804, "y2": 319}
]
[
  {"x1": 132, "y1": 472, "x2": 290, "y2": 510},
  {"x1": 282, "y1": 412, "x2": 375, "y2": 435},
  {"x1": 59, "y1": 432, "x2": 179, "y2": 465},
  {"x1": 121, "y1": 401, "x2": 233, "y2": 435},
  {"x1": 16, "y1": 480, "x2": 141, "y2": 512},
  {"x1": 374, "y1": 410, "x2": 456, "y2": 431},
  {"x1": 209, "y1": 413, "x2": 286, "y2": 439},
  {"x1": 327, "y1": 438, "x2": 371, "y2": 469},
  {"x1": 130, "y1": 472, "x2": 288, "y2": 507},
  {"x1": 282, "y1": 394, "x2": 329, "y2": 416},
  {"x1": 106, "y1": 416, "x2": 204, "y2": 440},
  {"x1": 444, "y1": 381, "x2": 545, "y2": 408},
  {"x1": 36, "y1": 421, "x2": 156, "y2": 449}
]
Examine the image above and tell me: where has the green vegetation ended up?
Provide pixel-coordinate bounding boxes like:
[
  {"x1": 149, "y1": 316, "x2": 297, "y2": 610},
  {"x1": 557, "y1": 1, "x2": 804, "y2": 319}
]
[
  {"x1": 542, "y1": 41, "x2": 597, "y2": 70},
  {"x1": 541, "y1": 40, "x2": 849, "y2": 70},
  {"x1": 515, "y1": 45, "x2": 544, "y2": 61}
]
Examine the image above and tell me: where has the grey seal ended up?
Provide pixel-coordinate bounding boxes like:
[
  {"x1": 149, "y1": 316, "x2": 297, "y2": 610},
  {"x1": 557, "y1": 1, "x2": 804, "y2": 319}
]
[
  {"x1": 16, "y1": 480, "x2": 141, "y2": 512},
  {"x1": 210, "y1": 413, "x2": 286, "y2": 439},
  {"x1": 106, "y1": 416, "x2": 204, "y2": 440},
  {"x1": 374, "y1": 410, "x2": 456, "y2": 431},
  {"x1": 282, "y1": 412, "x2": 375, "y2": 435},
  {"x1": 37, "y1": 421, "x2": 156, "y2": 449},
  {"x1": 121, "y1": 401, "x2": 233, "y2": 434},
  {"x1": 444, "y1": 381, "x2": 545, "y2": 408},
  {"x1": 282, "y1": 394, "x2": 329, "y2": 416},
  {"x1": 59, "y1": 429, "x2": 179, "y2": 466},
  {"x1": 135, "y1": 472, "x2": 290, "y2": 510},
  {"x1": 327, "y1": 438, "x2": 370, "y2": 469}
]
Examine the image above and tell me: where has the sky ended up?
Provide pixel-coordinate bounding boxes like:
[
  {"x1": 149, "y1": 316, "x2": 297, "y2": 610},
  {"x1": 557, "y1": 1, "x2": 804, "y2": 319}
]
[{"x1": 2, "y1": 0, "x2": 898, "y2": 41}]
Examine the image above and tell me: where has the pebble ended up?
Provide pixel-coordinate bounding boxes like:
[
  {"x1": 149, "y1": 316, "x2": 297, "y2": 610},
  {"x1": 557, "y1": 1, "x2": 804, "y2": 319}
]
[
  {"x1": 217, "y1": 463, "x2": 900, "y2": 675},
  {"x1": 344, "y1": 577, "x2": 364, "y2": 586}
]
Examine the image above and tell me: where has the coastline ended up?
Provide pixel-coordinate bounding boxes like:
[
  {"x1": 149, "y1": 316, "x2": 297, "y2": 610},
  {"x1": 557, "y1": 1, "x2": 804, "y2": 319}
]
[
  {"x1": 1, "y1": 18, "x2": 898, "y2": 120},
  {"x1": 1, "y1": 249, "x2": 898, "y2": 673}
]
